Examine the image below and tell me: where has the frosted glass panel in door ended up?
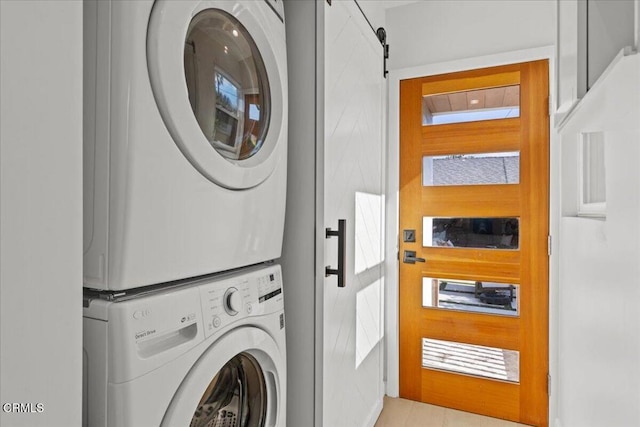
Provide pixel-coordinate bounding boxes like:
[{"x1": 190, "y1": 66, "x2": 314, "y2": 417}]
[{"x1": 323, "y1": 1, "x2": 385, "y2": 426}]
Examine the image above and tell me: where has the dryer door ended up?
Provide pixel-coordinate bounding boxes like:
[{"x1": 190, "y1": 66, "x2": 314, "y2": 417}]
[
  {"x1": 147, "y1": 1, "x2": 286, "y2": 190},
  {"x1": 161, "y1": 327, "x2": 285, "y2": 427}
]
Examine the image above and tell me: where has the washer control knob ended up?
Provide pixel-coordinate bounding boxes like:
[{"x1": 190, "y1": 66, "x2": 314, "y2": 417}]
[{"x1": 224, "y1": 288, "x2": 243, "y2": 316}]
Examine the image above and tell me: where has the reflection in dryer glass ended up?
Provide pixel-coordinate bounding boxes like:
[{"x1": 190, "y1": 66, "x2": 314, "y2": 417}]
[
  {"x1": 190, "y1": 353, "x2": 266, "y2": 427},
  {"x1": 185, "y1": 10, "x2": 271, "y2": 161}
]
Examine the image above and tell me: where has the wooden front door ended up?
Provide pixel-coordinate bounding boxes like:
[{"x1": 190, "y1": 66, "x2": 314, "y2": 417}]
[{"x1": 399, "y1": 60, "x2": 549, "y2": 426}]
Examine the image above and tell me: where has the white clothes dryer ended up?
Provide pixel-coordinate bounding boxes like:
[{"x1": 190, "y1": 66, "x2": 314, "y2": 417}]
[
  {"x1": 83, "y1": 264, "x2": 286, "y2": 427},
  {"x1": 83, "y1": 0, "x2": 287, "y2": 290}
]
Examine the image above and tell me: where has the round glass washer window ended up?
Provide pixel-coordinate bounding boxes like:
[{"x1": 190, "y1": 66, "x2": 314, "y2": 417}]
[
  {"x1": 185, "y1": 10, "x2": 271, "y2": 161},
  {"x1": 190, "y1": 353, "x2": 267, "y2": 427}
]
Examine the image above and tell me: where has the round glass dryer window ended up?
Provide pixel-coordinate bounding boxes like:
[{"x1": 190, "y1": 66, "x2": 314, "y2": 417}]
[
  {"x1": 184, "y1": 10, "x2": 271, "y2": 161},
  {"x1": 190, "y1": 353, "x2": 267, "y2": 427}
]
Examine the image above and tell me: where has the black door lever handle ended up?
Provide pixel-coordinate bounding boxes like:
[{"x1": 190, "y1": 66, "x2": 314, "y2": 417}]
[{"x1": 403, "y1": 250, "x2": 425, "y2": 264}]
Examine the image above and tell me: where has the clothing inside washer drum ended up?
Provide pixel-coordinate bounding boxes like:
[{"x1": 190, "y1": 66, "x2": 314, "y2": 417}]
[{"x1": 190, "y1": 353, "x2": 267, "y2": 427}]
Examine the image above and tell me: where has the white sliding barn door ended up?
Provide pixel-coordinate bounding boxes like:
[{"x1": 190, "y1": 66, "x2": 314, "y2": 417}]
[{"x1": 323, "y1": 1, "x2": 385, "y2": 426}]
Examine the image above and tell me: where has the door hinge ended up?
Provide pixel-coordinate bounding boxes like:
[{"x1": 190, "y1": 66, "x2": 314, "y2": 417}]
[
  {"x1": 547, "y1": 235, "x2": 552, "y2": 256},
  {"x1": 548, "y1": 96, "x2": 552, "y2": 116},
  {"x1": 547, "y1": 373, "x2": 552, "y2": 396}
]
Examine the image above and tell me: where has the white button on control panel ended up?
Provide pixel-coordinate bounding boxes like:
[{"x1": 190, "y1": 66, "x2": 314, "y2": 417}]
[{"x1": 212, "y1": 315, "x2": 221, "y2": 328}]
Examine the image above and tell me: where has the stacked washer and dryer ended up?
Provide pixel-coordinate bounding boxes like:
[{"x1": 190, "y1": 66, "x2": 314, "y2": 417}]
[{"x1": 82, "y1": 1, "x2": 288, "y2": 426}]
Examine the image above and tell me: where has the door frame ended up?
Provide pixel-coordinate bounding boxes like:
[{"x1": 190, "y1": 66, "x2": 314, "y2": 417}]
[{"x1": 385, "y1": 45, "x2": 560, "y2": 424}]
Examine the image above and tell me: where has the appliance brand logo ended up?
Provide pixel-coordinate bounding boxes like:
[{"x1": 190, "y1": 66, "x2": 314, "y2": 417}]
[{"x1": 133, "y1": 308, "x2": 151, "y2": 320}]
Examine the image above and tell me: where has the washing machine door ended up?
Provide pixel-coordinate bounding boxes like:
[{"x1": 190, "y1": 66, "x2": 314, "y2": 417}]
[
  {"x1": 147, "y1": 0, "x2": 286, "y2": 190},
  {"x1": 162, "y1": 327, "x2": 285, "y2": 427}
]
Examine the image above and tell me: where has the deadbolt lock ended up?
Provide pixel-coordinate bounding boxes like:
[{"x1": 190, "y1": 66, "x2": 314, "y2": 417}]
[{"x1": 403, "y1": 229, "x2": 416, "y2": 243}]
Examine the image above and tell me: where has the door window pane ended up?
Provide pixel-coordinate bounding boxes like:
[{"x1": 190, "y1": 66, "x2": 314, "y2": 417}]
[
  {"x1": 423, "y1": 217, "x2": 519, "y2": 249},
  {"x1": 423, "y1": 85, "x2": 520, "y2": 126},
  {"x1": 423, "y1": 152, "x2": 520, "y2": 186},
  {"x1": 422, "y1": 277, "x2": 518, "y2": 316},
  {"x1": 185, "y1": 10, "x2": 271, "y2": 161},
  {"x1": 422, "y1": 338, "x2": 520, "y2": 383}
]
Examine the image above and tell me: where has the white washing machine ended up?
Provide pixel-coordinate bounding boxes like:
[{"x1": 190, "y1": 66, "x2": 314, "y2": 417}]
[
  {"x1": 83, "y1": 0, "x2": 288, "y2": 290},
  {"x1": 83, "y1": 264, "x2": 286, "y2": 427}
]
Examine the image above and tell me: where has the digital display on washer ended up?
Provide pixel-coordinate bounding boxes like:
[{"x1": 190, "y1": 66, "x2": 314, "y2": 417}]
[{"x1": 258, "y1": 273, "x2": 281, "y2": 303}]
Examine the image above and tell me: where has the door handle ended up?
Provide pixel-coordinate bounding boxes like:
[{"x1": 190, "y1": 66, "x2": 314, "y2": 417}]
[
  {"x1": 403, "y1": 250, "x2": 425, "y2": 264},
  {"x1": 325, "y1": 219, "x2": 346, "y2": 288}
]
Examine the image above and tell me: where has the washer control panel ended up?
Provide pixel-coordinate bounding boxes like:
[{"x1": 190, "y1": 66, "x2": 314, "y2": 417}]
[{"x1": 199, "y1": 264, "x2": 283, "y2": 338}]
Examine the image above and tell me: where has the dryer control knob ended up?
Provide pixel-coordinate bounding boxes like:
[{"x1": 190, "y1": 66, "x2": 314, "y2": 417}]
[{"x1": 224, "y1": 288, "x2": 243, "y2": 316}]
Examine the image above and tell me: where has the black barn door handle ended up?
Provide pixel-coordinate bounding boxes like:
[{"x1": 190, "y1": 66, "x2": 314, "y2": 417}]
[{"x1": 325, "y1": 219, "x2": 346, "y2": 288}]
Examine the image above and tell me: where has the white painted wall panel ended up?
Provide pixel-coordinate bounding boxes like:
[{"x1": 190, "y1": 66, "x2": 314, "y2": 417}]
[
  {"x1": 0, "y1": 1, "x2": 83, "y2": 426},
  {"x1": 558, "y1": 53, "x2": 640, "y2": 427}
]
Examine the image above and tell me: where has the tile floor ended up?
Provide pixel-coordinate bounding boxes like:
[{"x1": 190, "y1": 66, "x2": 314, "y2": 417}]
[{"x1": 374, "y1": 396, "x2": 530, "y2": 427}]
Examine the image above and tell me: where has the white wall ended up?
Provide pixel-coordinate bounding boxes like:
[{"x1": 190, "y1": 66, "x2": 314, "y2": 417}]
[
  {"x1": 0, "y1": 1, "x2": 83, "y2": 426},
  {"x1": 558, "y1": 52, "x2": 640, "y2": 427},
  {"x1": 386, "y1": 0, "x2": 556, "y2": 70},
  {"x1": 556, "y1": 0, "x2": 586, "y2": 119},
  {"x1": 586, "y1": 0, "x2": 636, "y2": 89},
  {"x1": 557, "y1": 0, "x2": 639, "y2": 123},
  {"x1": 356, "y1": 0, "x2": 386, "y2": 31}
]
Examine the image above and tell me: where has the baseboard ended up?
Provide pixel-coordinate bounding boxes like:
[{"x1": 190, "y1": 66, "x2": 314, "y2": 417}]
[{"x1": 364, "y1": 396, "x2": 384, "y2": 427}]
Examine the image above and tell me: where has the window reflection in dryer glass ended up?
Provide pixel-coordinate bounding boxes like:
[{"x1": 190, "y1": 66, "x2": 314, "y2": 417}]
[
  {"x1": 185, "y1": 10, "x2": 271, "y2": 161},
  {"x1": 190, "y1": 353, "x2": 267, "y2": 427}
]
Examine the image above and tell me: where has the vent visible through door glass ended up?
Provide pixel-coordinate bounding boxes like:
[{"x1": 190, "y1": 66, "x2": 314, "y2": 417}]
[
  {"x1": 422, "y1": 338, "x2": 520, "y2": 383},
  {"x1": 185, "y1": 9, "x2": 270, "y2": 161}
]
